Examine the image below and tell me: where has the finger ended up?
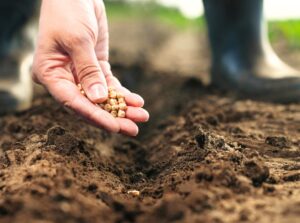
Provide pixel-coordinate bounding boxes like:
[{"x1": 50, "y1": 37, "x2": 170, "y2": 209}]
[
  {"x1": 69, "y1": 41, "x2": 108, "y2": 103},
  {"x1": 105, "y1": 75, "x2": 145, "y2": 107},
  {"x1": 99, "y1": 62, "x2": 145, "y2": 107},
  {"x1": 125, "y1": 107, "x2": 149, "y2": 123},
  {"x1": 44, "y1": 76, "x2": 120, "y2": 133},
  {"x1": 124, "y1": 91, "x2": 145, "y2": 107},
  {"x1": 116, "y1": 118, "x2": 139, "y2": 136}
]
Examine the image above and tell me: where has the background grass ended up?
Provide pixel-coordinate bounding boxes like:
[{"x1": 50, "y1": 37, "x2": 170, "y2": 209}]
[
  {"x1": 105, "y1": 1, "x2": 300, "y2": 49},
  {"x1": 105, "y1": 1, "x2": 205, "y2": 29},
  {"x1": 269, "y1": 20, "x2": 300, "y2": 49}
]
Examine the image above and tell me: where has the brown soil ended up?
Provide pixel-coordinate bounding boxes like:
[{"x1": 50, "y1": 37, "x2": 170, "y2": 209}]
[{"x1": 0, "y1": 21, "x2": 300, "y2": 223}]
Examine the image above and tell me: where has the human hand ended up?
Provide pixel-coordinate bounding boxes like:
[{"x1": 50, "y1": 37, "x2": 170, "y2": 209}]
[{"x1": 32, "y1": 0, "x2": 149, "y2": 136}]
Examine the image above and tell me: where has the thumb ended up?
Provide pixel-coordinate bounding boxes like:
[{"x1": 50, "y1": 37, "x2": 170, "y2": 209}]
[{"x1": 70, "y1": 42, "x2": 108, "y2": 103}]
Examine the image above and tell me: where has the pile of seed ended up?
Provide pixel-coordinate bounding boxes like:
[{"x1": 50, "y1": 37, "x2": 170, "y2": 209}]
[{"x1": 78, "y1": 84, "x2": 127, "y2": 118}]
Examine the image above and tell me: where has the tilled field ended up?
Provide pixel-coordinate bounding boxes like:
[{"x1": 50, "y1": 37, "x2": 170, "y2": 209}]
[
  {"x1": 0, "y1": 65, "x2": 299, "y2": 223},
  {"x1": 0, "y1": 20, "x2": 300, "y2": 223}
]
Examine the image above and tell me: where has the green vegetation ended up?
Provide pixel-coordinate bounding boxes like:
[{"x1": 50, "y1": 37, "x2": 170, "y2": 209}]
[
  {"x1": 268, "y1": 20, "x2": 300, "y2": 49},
  {"x1": 105, "y1": 2, "x2": 204, "y2": 30},
  {"x1": 105, "y1": 1, "x2": 300, "y2": 49}
]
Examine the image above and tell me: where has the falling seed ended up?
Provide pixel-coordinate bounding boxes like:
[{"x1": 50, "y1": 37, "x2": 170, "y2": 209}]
[{"x1": 127, "y1": 190, "x2": 140, "y2": 197}]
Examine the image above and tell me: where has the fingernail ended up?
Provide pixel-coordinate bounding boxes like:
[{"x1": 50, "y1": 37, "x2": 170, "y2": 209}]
[{"x1": 89, "y1": 84, "x2": 107, "y2": 102}]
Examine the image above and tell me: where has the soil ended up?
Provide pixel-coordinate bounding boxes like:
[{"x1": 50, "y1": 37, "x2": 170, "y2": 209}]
[{"x1": 0, "y1": 21, "x2": 300, "y2": 223}]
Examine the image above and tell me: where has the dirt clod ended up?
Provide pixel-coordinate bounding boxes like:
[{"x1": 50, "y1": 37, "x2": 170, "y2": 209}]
[
  {"x1": 283, "y1": 172, "x2": 300, "y2": 182},
  {"x1": 265, "y1": 136, "x2": 290, "y2": 148},
  {"x1": 243, "y1": 159, "x2": 270, "y2": 186}
]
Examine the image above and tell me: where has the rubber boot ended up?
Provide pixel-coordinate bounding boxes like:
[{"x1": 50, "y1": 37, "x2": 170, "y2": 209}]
[
  {"x1": 203, "y1": 0, "x2": 300, "y2": 103},
  {"x1": 0, "y1": 0, "x2": 39, "y2": 115}
]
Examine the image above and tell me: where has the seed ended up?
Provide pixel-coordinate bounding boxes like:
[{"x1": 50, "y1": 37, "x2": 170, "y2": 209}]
[
  {"x1": 118, "y1": 97, "x2": 125, "y2": 103},
  {"x1": 78, "y1": 83, "x2": 128, "y2": 119},
  {"x1": 117, "y1": 92, "x2": 124, "y2": 99},
  {"x1": 118, "y1": 110, "x2": 126, "y2": 118},
  {"x1": 111, "y1": 104, "x2": 119, "y2": 111},
  {"x1": 109, "y1": 91, "x2": 117, "y2": 99},
  {"x1": 111, "y1": 110, "x2": 117, "y2": 118},
  {"x1": 104, "y1": 103, "x2": 112, "y2": 112},
  {"x1": 119, "y1": 103, "x2": 127, "y2": 111},
  {"x1": 127, "y1": 190, "x2": 140, "y2": 197},
  {"x1": 109, "y1": 99, "x2": 118, "y2": 105},
  {"x1": 78, "y1": 84, "x2": 85, "y2": 95}
]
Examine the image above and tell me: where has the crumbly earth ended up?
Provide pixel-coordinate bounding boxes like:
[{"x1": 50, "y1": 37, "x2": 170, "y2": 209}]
[{"x1": 0, "y1": 21, "x2": 300, "y2": 223}]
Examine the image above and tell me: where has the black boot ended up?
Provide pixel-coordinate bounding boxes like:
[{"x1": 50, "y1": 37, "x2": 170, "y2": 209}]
[
  {"x1": 0, "y1": 0, "x2": 39, "y2": 114},
  {"x1": 203, "y1": 0, "x2": 300, "y2": 103}
]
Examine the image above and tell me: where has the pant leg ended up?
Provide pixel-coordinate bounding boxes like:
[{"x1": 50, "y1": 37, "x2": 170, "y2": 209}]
[
  {"x1": 203, "y1": 0, "x2": 265, "y2": 67},
  {"x1": 0, "y1": 0, "x2": 39, "y2": 57}
]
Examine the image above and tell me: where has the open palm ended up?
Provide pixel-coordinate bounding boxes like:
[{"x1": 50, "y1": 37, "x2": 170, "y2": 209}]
[{"x1": 33, "y1": 0, "x2": 149, "y2": 136}]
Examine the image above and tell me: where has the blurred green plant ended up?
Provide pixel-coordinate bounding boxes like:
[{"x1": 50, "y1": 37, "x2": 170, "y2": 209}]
[
  {"x1": 105, "y1": 1, "x2": 204, "y2": 30},
  {"x1": 268, "y1": 20, "x2": 300, "y2": 49}
]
